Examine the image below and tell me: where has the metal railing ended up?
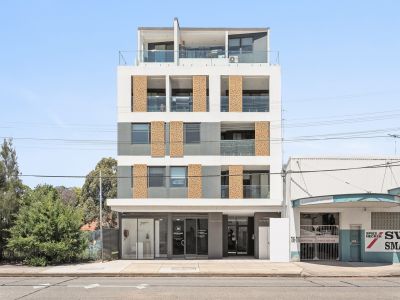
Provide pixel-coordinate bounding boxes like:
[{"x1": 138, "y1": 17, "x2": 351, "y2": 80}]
[
  {"x1": 147, "y1": 96, "x2": 166, "y2": 112},
  {"x1": 220, "y1": 139, "x2": 255, "y2": 156},
  {"x1": 221, "y1": 184, "x2": 269, "y2": 198},
  {"x1": 299, "y1": 225, "x2": 339, "y2": 261},
  {"x1": 118, "y1": 50, "x2": 279, "y2": 66}
]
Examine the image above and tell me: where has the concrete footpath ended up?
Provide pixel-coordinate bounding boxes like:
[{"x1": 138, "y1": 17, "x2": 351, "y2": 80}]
[{"x1": 0, "y1": 259, "x2": 399, "y2": 277}]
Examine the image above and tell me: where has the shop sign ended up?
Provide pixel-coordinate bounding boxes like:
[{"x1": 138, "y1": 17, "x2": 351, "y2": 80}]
[
  {"x1": 365, "y1": 230, "x2": 400, "y2": 252},
  {"x1": 299, "y1": 234, "x2": 339, "y2": 244}
]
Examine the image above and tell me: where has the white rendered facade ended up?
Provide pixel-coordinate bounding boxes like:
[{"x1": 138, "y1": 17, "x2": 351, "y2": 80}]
[{"x1": 108, "y1": 18, "x2": 283, "y2": 259}]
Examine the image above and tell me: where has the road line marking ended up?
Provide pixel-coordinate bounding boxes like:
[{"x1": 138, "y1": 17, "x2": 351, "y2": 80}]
[
  {"x1": 33, "y1": 283, "x2": 50, "y2": 289},
  {"x1": 84, "y1": 283, "x2": 100, "y2": 289}
]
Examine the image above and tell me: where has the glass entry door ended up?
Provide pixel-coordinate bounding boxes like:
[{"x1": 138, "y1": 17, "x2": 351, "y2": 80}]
[
  {"x1": 173, "y1": 217, "x2": 208, "y2": 258},
  {"x1": 228, "y1": 217, "x2": 248, "y2": 255}
]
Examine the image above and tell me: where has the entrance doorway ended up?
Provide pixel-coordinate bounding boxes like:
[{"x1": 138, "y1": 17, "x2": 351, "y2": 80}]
[
  {"x1": 228, "y1": 217, "x2": 249, "y2": 255},
  {"x1": 350, "y1": 225, "x2": 361, "y2": 262},
  {"x1": 172, "y1": 217, "x2": 208, "y2": 258}
]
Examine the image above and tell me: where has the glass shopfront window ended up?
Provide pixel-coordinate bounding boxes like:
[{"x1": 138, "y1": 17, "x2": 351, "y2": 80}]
[{"x1": 121, "y1": 216, "x2": 168, "y2": 260}]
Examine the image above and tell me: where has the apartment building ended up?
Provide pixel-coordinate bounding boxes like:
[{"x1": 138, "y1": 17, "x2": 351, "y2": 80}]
[{"x1": 107, "y1": 18, "x2": 284, "y2": 260}]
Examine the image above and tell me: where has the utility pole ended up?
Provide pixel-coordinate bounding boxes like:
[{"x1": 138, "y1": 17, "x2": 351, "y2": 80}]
[
  {"x1": 388, "y1": 134, "x2": 400, "y2": 155},
  {"x1": 99, "y1": 170, "x2": 103, "y2": 262}
]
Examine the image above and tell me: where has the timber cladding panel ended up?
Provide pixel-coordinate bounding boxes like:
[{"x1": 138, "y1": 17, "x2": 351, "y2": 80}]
[
  {"x1": 151, "y1": 121, "x2": 165, "y2": 157},
  {"x1": 188, "y1": 164, "x2": 202, "y2": 198},
  {"x1": 255, "y1": 121, "x2": 270, "y2": 156},
  {"x1": 229, "y1": 165, "x2": 243, "y2": 199},
  {"x1": 228, "y1": 76, "x2": 242, "y2": 112},
  {"x1": 169, "y1": 121, "x2": 184, "y2": 157},
  {"x1": 132, "y1": 76, "x2": 147, "y2": 112},
  {"x1": 192, "y1": 76, "x2": 207, "y2": 112},
  {"x1": 133, "y1": 164, "x2": 147, "y2": 198}
]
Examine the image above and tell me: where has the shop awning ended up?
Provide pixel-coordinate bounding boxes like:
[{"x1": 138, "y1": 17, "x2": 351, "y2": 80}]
[{"x1": 292, "y1": 193, "x2": 400, "y2": 208}]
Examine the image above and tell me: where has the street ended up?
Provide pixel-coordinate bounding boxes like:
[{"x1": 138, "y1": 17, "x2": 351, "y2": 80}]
[{"x1": 1, "y1": 276, "x2": 400, "y2": 299}]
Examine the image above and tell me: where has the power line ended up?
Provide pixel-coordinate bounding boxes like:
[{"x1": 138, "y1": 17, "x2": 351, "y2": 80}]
[{"x1": 17, "y1": 160, "x2": 400, "y2": 179}]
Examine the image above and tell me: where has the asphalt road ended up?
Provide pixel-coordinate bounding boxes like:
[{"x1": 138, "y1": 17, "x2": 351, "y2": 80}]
[{"x1": 1, "y1": 276, "x2": 400, "y2": 299}]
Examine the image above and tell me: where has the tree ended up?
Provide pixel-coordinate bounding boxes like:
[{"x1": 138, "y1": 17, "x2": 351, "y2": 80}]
[
  {"x1": 7, "y1": 185, "x2": 87, "y2": 266},
  {"x1": 0, "y1": 138, "x2": 24, "y2": 258},
  {"x1": 81, "y1": 157, "x2": 117, "y2": 228}
]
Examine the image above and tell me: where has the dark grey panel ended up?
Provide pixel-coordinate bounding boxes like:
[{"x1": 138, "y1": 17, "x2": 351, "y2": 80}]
[
  {"x1": 202, "y1": 166, "x2": 221, "y2": 198},
  {"x1": 117, "y1": 166, "x2": 132, "y2": 198},
  {"x1": 148, "y1": 187, "x2": 187, "y2": 198},
  {"x1": 118, "y1": 123, "x2": 150, "y2": 156},
  {"x1": 184, "y1": 122, "x2": 220, "y2": 156},
  {"x1": 208, "y1": 212, "x2": 223, "y2": 259}
]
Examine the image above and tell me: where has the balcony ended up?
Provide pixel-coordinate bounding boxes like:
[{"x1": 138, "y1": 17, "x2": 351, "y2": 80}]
[
  {"x1": 147, "y1": 96, "x2": 166, "y2": 112},
  {"x1": 220, "y1": 96, "x2": 269, "y2": 112},
  {"x1": 220, "y1": 185, "x2": 270, "y2": 198},
  {"x1": 244, "y1": 185, "x2": 269, "y2": 198},
  {"x1": 141, "y1": 50, "x2": 174, "y2": 63},
  {"x1": 220, "y1": 140, "x2": 255, "y2": 156},
  {"x1": 179, "y1": 48, "x2": 225, "y2": 59},
  {"x1": 221, "y1": 96, "x2": 228, "y2": 112},
  {"x1": 170, "y1": 96, "x2": 193, "y2": 112},
  {"x1": 170, "y1": 96, "x2": 209, "y2": 112},
  {"x1": 118, "y1": 51, "x2": 279, "y2": 66},
  {"x1": 243, "y1": 96, "x2": 269, "y2": 112}
]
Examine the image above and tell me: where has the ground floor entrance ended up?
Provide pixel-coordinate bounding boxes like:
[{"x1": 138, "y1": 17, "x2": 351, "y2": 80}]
[
  {"x1": 119, "y1": 212, "x2": 281, "y2": 260},
  {"x1": 172, "y1": 217, "x2": 208, "y2": 258},
  {"x1": 299, "y1": 213, "x2": 340, "y2": 261},
  {"x1": 227, "y1": 216, "x2": 254, "y2": 256}
]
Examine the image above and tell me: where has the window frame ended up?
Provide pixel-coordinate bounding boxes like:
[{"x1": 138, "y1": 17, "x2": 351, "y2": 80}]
[
  {"x1": 184, "y1": 123, "x2": 201, "y2": 144},
  {"x1": 131, "y1": 123, "x2": 151, "y2": 144},
  {"x1": 148, "y1": 166, "x2": 166, "y2": 187},
  {"x1": 170, "y1": 166, "x2": 188, "y2": 188}
]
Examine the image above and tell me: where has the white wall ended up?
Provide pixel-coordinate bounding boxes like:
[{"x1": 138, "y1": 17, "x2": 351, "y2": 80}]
[{"x1": 270, "y1": 218, "x2": 290, "y2": 262}]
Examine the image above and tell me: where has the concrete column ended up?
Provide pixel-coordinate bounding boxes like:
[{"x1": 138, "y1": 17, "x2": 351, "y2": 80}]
[
  {"x1": 208, "y1": 213, "x2": 223, "y2": 259},
  {"x1": 167, "y1": 213, "x2": 173, "y2": 259}
]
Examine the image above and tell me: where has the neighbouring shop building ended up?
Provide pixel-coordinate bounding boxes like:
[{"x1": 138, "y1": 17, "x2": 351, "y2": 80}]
[
  {"x1": 107, "y1": 18, "x2": 287, "y2": 260},
  {"x1": 286, "y1": 157, "x2": 400, "y2": 263}
]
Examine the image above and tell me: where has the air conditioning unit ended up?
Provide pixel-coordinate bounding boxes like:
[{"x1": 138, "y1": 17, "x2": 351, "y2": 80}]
[{"x1": 229, "y1": 56, "x2": 239, "y2": 63}]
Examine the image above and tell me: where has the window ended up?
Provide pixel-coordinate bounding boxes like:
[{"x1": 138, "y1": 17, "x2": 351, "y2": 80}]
[
  {"x1": 228, "y1": 37, "x2": 253, "y2": 53},
  {"x1": 372, "y1": 212, "x2": 400, "y2": 229},
  {"x1": 132, "y1": 123, "x2": 150, "y2": 144},
  {"x1": 184, "y1": 123, "x2": 200, "y2": 144},
  {"x1": 148, "y1": 167, "x2": 165, "y2": 187},
  {"x1": 170, "y1": 167, "x2": 187, "y2": 187}
]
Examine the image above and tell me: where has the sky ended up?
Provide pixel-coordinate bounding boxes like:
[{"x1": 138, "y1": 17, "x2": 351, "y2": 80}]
[{"x1": 0, "y1": 0, "x2": 399, "y2": 188}]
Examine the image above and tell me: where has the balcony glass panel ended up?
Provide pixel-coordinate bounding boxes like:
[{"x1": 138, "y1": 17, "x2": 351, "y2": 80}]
[
  {"x1": 142, "y1": 50, "x2": 174, "y2": 63},
  {"x1": 220, "y1": 96, "x2": 228, "y2": 112},
  {"x1": 220, "y1": 184, "x2": 269, "y2": 198},
  {"x1": 228, "y1": 50, "x2": 268, "y2": 63},
  {"x1": 221, "y1": 185, "x2": 229, "y2": 198},
  {"x1": 243, "y1": 185, "x2": 269, "y2": 198},
  {"x1": 242, "y1": 96, "x2": 269, "y2": 112},
  {"x1": 179, "y1": 48, "x2": 225, "y2": 59},
  {"x1": 170, "y1": 96, "x2": 193, "y2": 112},
  {"x1": 147, "y1": 96, "x2": 166, "y2": 112},
  {"x1": 220, "y1": 140, "x2": 255, "y2": 156}
]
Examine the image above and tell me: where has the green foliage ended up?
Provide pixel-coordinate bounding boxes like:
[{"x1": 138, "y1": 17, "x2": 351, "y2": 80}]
[
  {"x1": 81, "y1": 157, "x2": 117, "y2": 227},
  {"x1": 0, "y1": 138, "x2": 25, "y2": 258},
  {"x1": 7, "y1": 185, "x2": 87, "y2": 266}
]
